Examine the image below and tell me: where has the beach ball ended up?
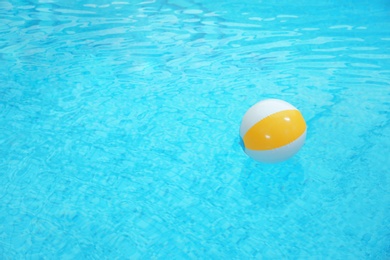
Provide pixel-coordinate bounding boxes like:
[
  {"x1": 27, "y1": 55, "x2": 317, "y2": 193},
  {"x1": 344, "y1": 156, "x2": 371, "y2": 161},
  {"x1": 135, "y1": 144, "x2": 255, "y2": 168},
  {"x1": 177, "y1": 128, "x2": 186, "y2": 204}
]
[{"x1": 240, "y1": 99, "x2": 307, "y2": 163}]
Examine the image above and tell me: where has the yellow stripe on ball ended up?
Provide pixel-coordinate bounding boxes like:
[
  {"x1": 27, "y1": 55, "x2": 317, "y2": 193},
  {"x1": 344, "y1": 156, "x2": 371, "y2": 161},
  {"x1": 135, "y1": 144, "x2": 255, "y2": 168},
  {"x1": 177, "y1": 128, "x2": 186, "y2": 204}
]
[{"x1": 243, "y1": 109, "x2": 306, "y2": 150}]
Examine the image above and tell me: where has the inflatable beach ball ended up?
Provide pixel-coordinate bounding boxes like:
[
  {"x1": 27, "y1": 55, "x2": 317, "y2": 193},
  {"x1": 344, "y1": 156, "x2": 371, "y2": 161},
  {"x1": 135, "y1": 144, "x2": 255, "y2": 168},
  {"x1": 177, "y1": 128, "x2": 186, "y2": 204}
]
[{"x1": 240, "y1": 99, "x2": 307, "y2": 163}]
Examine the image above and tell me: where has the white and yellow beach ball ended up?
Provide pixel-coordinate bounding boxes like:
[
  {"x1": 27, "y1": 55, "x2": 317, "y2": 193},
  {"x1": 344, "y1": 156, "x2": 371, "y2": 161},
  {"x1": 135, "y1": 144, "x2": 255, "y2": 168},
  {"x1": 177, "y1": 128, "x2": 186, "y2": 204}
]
[{"x1": 240, "y1": 99, "x2": 307, "y2": 163}]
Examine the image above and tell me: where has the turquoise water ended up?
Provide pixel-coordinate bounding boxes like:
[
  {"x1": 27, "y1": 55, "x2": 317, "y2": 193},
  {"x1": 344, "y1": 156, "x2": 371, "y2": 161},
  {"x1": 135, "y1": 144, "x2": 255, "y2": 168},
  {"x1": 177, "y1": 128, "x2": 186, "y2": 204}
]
[{"x1": 1, "y1": 0, "x2": 389, "y2": 258}]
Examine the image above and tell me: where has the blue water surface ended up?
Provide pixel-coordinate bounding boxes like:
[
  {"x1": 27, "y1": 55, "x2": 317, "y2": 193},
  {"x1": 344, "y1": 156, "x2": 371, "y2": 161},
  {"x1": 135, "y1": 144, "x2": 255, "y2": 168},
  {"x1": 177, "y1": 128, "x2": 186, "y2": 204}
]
[{"x1": 1, "y1": 0, "x2": 389, "y2": 259}]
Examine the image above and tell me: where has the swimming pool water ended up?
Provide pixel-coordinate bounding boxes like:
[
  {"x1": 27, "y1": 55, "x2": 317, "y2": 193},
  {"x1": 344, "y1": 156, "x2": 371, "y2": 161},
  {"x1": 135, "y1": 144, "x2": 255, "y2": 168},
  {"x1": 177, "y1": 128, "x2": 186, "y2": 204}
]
[{"x1": 1, "y1": 0, "x2": 389, "y2": 259}]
